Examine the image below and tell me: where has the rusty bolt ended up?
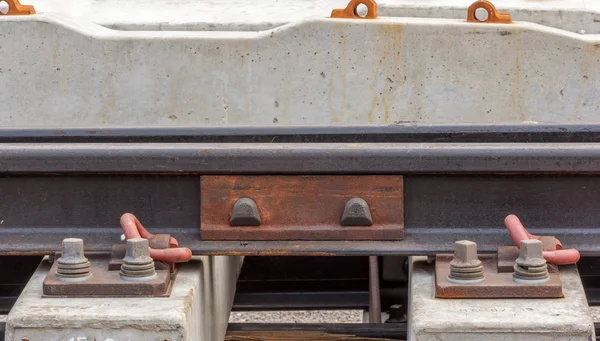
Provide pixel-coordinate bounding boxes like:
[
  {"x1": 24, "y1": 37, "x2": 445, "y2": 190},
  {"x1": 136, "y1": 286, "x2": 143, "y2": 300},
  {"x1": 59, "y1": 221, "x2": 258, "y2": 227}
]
[
  {"x1": 56, "y1": 238, "x2": 92, "y2": 282},
  {"x1": 120, "y1": 238, "x2": 157, "y2": 281},
  {"x1": 515, "y1": 239, "x2": 546, "y2": 267},
  {"x1": 513, "y1": 239, "x2": 549, "y2": 283},
  {"x1": 123, "y1": 238, "x2": 153, "y2": 265},
  {"x1": 22, "y1": 338, "x2": 30, "y2": 341},
  {"x1": 453, "y1": 240, "x2": 479, "y2": 264},
  {"x1": 59, "y1": 238, "x2": 87, "y2": 264},
  {"x1": 448, "y1": 240, "x2": 484, "y2": 283}
]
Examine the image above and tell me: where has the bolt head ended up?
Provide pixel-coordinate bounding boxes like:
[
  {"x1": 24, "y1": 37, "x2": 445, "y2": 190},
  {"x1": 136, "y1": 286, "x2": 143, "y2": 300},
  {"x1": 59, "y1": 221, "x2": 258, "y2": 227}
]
[
  {"x1": 230, "y1": 197, "x2": 261, "y2": 226},
  {"x1": 123, "y1": 238, "x2": 153, "y2": 265},
  {"x1": 58, "y1": 238, "x2": 87, "y2": 265},
  {"x1": 453, "y1": 240, "x2": 478, "y2": 262},
  {"x1": 516, "y1": 239, "x2": 546, "y2": 266},
  {"x1": 62, "y1": 238, "x2": 84, "y2": 256},
  {"x1": 341, "y1": 198, "x2": 373, "y2": 226}
]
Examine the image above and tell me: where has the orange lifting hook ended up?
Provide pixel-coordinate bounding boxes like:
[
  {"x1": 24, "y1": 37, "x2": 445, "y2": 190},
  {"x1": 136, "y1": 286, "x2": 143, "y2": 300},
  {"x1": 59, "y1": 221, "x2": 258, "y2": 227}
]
[
  {"x1": 0, "y1": 0, "x2": 35, "y2": 15},
  {"x1": 331, "y1": 0, "x2": 378, "y2": 19},
  {"x1": 467, "y1": 0, "x2": 512, "y2": 23}
]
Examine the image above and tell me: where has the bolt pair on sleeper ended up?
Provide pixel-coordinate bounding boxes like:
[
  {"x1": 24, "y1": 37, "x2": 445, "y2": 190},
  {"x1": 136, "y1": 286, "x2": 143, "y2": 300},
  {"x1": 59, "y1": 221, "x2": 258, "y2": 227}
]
[{"x1": 448, "y1": 214, "x2": 581, "y2": 284}]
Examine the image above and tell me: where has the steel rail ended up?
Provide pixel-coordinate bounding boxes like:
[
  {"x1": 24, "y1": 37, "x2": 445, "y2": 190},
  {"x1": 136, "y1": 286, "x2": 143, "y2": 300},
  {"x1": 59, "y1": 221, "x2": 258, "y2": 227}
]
[
  {"x1": 0, "y1": 143, "x2": 600, "y2": 173},
  {"x1": 0, "y1": 124, "x2": 600, "y2": 143}
]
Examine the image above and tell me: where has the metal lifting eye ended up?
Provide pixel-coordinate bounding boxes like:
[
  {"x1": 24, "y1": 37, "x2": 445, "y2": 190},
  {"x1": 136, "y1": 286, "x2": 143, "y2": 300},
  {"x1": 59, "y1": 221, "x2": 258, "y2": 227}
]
[
  {"x1": 466, "y1": 0, "x2": 512, "y2": 23},
  {"x1": 0, "y1": 0, "x2": 34, "y2": 15},
  {"x1": 331, "y1": 0, "x2": 378, "y2": 19}
]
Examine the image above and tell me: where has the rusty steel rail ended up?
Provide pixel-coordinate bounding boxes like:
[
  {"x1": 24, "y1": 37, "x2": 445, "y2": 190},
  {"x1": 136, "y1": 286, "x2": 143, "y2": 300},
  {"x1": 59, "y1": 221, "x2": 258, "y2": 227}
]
[
  {"x1": 0, "y1": 174, "x2": 600, "y2": 256},
  {"x1": 0, "y1": 126, "x2": 599, "y2": 255},
  {"x1": 0, "y1": 143, "x2": 600, "y2": 173},
  {"x1": 0, "y1": 124, "x2": 599, "y2": 143}
]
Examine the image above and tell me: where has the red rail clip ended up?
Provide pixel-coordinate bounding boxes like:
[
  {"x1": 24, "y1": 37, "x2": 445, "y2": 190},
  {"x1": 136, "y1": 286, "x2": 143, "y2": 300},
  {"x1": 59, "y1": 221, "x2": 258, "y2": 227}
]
[
  {"x1": 504, "y1": 214, "x2": 580, "y2": 265},
  {"x1": 120, "y1": 213, "x2": 192, "y2": 263}
]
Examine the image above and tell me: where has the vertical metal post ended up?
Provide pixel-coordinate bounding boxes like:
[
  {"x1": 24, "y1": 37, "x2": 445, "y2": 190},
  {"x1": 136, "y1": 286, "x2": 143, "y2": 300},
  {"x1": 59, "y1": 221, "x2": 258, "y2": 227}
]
[{"x1": 368, "y1": 256, "x2": 382, "y2": 323}]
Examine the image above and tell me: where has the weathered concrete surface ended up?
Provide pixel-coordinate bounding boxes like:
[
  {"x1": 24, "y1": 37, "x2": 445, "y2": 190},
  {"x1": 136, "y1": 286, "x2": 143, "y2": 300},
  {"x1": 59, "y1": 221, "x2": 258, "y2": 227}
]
[
  {"x1": 383, "y1": 0, "x2": 600, "y2": 35},
  {"x1": 21, "y1": 0, "x2": 600, "y2": 33},
  {"x1": 1, "y1": 14, "x2": 599, "y2": 127},
  {"x1": 408, "y1": 256, "x2": 595, "y2": 341},
  {"x1": 5, "y1": 256, "x2": 242, "y2": 341}
]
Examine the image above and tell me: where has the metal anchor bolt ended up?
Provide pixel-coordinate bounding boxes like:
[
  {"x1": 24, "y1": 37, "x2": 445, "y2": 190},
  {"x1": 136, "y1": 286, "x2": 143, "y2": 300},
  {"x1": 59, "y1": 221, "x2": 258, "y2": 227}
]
[
  {"x1": 448, "y1": 240, "x2": 484, "y2": 284},
  {"x1": 120, "y1": 238, "x2": 157, "y2": 281},
  {"x1": 56, "y1": 238, "x2": 92, "y2": 282},
  {"x1": 513, "y1": 239, "x2": 549, "y2": 284}
]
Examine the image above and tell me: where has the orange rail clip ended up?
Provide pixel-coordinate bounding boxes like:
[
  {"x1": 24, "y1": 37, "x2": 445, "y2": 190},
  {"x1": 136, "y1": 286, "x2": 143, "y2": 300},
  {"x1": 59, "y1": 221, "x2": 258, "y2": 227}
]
[
  {"x1": 467, "y1": 0, "x2": 511, "y2": 24},
  {"x1": 504, "y1": 214, "x2": 580, "y2": 265},
  {"x1": 331, "y1": 0, "x2": 377, "y2": 19},
  {"x1": 1, "y1": 0, "x2": 35, "y2": 15},
  {"x1": 120, "y1": 213, "x2": 192, "y2": 263}
]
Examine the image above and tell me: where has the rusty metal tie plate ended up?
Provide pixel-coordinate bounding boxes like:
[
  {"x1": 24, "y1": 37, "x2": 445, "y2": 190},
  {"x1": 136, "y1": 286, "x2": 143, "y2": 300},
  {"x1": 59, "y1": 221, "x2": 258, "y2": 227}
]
[
  {"x1": 200, "y1": 175, "x2": 404, "y2": 241},
  {"x1": 43, "y1": 253, "x2": 174, "y2": 297},
  {"x1": 435, "y1": 252, "x2": 563, "y2": 299}
]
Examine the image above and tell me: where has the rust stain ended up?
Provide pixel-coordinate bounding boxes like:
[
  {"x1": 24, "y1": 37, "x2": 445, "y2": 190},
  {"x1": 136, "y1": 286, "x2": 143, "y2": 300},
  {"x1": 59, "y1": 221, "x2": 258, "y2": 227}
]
[
  {"x1": 385, "y1": 24, "x2": 403, "y2": 123},
  {"x1": 98, "y1": 80, "x2": 117, "y2": 125},
  {"x1": 371, "y1": 25, "x2": 389, "y2": 124},
  {"x1": 97, "y1": 43, "x2": 122, "y2": 124},
  {"x1": 368, "y1": 24, "x2": 402, "y2": 123},
  {"x1": 382, "y1": 94, "x2": 389, "y2": 123},
  {"x1": 367, "y1": 96, "x2": 376, "y2": 123}
]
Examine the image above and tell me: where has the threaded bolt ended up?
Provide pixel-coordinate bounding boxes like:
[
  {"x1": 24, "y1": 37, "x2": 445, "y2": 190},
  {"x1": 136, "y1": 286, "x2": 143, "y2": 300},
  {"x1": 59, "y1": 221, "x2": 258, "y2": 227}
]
[
  {"x1": 56, "y1": 238, "x2": 92, "y2": 282},
  {"x1": 120, "y1": 238, "x2": 157, "y2": 281},
  {"x1": 448, "y1": 240, "x2": 484, "y2": 284},
  {"x1": 513, "y1": 239, "x2": 549, "y2": 283}
]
